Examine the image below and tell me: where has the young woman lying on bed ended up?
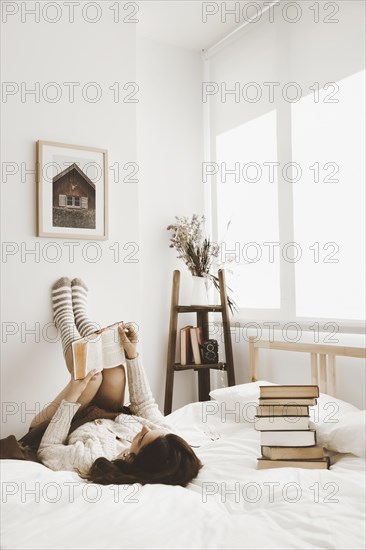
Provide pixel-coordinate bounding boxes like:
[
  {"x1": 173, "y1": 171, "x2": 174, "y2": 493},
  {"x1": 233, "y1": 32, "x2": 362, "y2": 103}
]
[{"x1": 27, "y1": 277, "x2": 202, "y2": 487}]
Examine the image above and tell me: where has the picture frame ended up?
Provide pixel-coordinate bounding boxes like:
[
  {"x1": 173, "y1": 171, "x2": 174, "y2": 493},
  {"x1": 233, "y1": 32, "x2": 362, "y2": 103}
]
[{"x1": 37, "y1": 140, "x2": 108, "y2": 240}]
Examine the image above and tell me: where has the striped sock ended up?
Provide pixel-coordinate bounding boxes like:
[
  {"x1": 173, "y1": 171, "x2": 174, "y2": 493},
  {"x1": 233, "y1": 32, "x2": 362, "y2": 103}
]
[
  {"x1": 71, "y1": 278, "x2": 99, "y2": 337},
  {"x1": 52, "y1": 277, "x2": 80, "y2": 355}
]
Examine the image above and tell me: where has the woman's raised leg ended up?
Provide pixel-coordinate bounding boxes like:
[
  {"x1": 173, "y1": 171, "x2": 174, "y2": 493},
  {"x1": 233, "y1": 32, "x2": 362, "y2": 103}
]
[
  {"x1": 29, "y1": 368, "x2": 103, "y2": 428},
  {"x1": 70, "y1": 278, "x2": 127, "y2": 411},
  {"x1": 32, "y1": 277, "x2": 127, "y2": 422},
  {"x1": 52, "y1": 277, "x2": 79, "y2": 358},
  {"x1": 71, "y1": 278, "x2": 100, "y2": 337},
  {"x1": 29, "y1": 278, "x2": 102, "y2": 429}
]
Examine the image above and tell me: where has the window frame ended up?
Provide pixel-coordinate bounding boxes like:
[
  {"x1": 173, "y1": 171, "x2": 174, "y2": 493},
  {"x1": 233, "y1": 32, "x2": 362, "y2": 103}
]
[{"x1": 66, "y1": 195, "x2": 82, "y2": 209}]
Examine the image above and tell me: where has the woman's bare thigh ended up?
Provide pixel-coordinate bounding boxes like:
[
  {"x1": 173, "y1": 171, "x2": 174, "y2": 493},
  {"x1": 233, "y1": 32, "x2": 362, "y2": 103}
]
[{"x1": 91, "y1": 366, "x2": 126, "y2": 412}]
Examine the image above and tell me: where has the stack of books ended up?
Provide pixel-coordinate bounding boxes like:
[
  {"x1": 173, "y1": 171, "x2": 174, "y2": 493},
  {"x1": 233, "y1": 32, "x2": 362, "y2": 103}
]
[
  {"x1": 180, "y1": 326, "x2": 203, "y2": 365},
  {"x1": 255, "y1": 385, "x2": 329, "y2": 469}
]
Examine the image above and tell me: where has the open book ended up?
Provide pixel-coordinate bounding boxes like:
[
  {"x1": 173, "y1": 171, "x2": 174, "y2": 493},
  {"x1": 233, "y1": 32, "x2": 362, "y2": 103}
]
[{"x1": 72, "y1": 322, "x2": 126, "y2": 379}]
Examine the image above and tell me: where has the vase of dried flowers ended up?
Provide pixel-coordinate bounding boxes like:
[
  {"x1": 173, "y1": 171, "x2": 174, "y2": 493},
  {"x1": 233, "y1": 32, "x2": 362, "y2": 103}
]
[
  {"x1": 167, "y1": 214, "x2": 238, "y2": 314},
  {"x1": 190, "y1": 275, "x2": 209, "y2": 305}
]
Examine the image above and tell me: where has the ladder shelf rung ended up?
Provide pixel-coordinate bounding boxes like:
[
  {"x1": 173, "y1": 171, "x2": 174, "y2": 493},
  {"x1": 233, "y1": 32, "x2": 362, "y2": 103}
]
[
  {"x1": 173, "y1": 362, "x2": 227, "y2": 371},
  {"x1": 175, "y1": 305, "x2": 223, "y2": 313}
]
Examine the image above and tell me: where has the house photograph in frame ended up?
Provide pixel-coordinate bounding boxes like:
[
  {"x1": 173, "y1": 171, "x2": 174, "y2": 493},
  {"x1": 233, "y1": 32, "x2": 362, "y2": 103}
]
[{"x1": 37, "y1": 141, "x2": 108, "y2": 240}]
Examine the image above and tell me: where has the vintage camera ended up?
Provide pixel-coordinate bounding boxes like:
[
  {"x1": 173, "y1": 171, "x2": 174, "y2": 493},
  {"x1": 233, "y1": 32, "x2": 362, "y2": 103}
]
[{"x1": 200, "y1": 339, "x2": 219, "y2": 364}]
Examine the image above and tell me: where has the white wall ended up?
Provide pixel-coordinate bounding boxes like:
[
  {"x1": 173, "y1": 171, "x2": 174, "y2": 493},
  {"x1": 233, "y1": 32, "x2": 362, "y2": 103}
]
[
  {"x1": 136, "y1": 36, "x2": 204, "y2": 411},
  {"x1": 1, "y1": 8, "x2": 364, "y2": 441},
  {"x1": 1, "y1": 7, "x2": 139, "y2": 438},
  {"x1": 1, "y1": 16, "x2": 206, "y2": 438}
]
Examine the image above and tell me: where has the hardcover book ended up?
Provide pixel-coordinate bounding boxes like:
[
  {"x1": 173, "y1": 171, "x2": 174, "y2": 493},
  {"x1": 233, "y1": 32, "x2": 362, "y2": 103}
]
[
  {"x1": 261, "y1": 445, "x2": 325, "y2": 460},
  {"x1": 72, "y1": 322, "x2": 126, "y2": 379},
  {"x1": 258, "y1": 398, "x2": 317, "y2": 406},
  {"x1": 259, "y1": 385, "x2": 319, "y2": 399},
  {"x1": 260, "y1": 429, "x2": 316, "y2": 447},
  {"x1": 180, "y1": 326, "x2": 193, "y2": 365},
  {"x1": 256, "y1": 405, "x2": 309, "y2": 417},
  {"x1": 254, "y1": 416, "x2": 310, "y2": 431},
  {"x1": 190, "y1": 327, "x2": 203, "y2": 365},
  {"x1": 257, "y1": 457, "x2": 329, "y2": 470}
]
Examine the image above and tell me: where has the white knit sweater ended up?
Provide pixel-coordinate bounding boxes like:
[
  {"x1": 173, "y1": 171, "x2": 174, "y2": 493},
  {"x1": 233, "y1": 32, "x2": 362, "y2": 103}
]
[{"x1": 37, "y1": 356, "x2": 171, "y2": 474}]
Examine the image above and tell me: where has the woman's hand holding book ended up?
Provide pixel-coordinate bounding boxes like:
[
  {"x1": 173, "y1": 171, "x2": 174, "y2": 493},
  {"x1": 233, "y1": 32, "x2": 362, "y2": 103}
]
[
  {"x1": 68, "y1": 370, "x2": 101, "y2": 402},
  {"x1": 118, "y1": 322, "x2": 138, "y2": 360}
]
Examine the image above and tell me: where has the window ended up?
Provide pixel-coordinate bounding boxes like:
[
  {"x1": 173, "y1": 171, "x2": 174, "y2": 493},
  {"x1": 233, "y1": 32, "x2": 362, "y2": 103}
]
[
  {"x1": 206, "y1": 1, "x2": 365, "y2": 326},
  {"x1": 66, "y1": 195, "x2": 82, "y2": 208}
]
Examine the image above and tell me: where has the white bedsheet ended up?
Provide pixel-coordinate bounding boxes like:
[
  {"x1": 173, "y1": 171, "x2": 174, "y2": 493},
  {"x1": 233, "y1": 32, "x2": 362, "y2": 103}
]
[{"x1": 1, "y1": 401, "x2": 365, "y2": 550}]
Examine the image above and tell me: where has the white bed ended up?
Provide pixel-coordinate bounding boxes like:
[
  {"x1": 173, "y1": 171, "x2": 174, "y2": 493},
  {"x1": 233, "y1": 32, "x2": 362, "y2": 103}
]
[{"x1": 1, "y1": 385, "x2": 365, "y2": 550}]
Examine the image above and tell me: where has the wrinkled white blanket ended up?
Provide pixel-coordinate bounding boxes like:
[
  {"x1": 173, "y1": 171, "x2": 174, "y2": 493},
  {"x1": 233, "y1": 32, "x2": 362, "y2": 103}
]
[{"x1": 1, "y1": 401, "x2": 365, "y2": 549}]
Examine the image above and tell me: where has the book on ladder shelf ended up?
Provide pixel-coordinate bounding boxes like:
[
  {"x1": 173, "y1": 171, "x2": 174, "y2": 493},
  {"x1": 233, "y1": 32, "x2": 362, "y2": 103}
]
[
  {"x1": 180, "y1": 326, "x2": 203, "y2": 365},
  {"x1": 164, "y1": 269, "x2": 236, "y2": 415},
  {"x1": 255, "y1": 385, "x2": 330, "y2": 469}
]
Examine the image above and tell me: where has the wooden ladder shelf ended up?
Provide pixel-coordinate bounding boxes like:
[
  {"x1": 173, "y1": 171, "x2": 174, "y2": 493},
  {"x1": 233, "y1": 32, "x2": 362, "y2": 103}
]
[{"x1": 164, "y1": 269, "x2": 236, "y2": 415}]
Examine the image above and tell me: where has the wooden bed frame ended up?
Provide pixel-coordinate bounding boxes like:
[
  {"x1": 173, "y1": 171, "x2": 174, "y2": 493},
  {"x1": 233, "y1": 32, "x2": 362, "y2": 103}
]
[{"x1": 249, "y1": 337, "x2": 366, "y2": 397}]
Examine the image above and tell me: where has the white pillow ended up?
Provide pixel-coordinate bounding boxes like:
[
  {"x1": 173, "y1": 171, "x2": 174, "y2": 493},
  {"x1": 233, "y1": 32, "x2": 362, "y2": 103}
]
[
  {"x1": 313, "y1": 410, "x2": 366, "y2": 457},
  {"x1": 209, "y1": 381, "x2": 276, "y2": 423},
  {"x1": 209, "y1": 380, "x2": 276, "y2": 404},
  {"x1": 309, "y1": 393, "x2": 359, "y2": 424}
]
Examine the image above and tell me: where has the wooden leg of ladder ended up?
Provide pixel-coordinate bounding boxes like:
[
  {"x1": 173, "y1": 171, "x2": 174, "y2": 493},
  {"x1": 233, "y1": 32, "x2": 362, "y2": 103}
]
[
  {"x1": 219, "y1": 269, "x2": 236, "y2": 386},
  {"x1": 164, "y1": 365, "x2": 175, "y2": 416},
  {"x1": 164, "y1": 271, "x2": 180, "y2": 415},
  {"x1": 197, "y1": 311, "x2": 210, "y2": 401},
  {"x1": 198, "y1": 370, "x2": 210, "y2": 402}
]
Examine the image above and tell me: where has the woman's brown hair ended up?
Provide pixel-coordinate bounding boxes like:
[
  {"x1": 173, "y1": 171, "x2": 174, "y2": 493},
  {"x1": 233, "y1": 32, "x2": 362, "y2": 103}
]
[{"x1": 85, "y1": 433, "x2": 203, "y2": 487}]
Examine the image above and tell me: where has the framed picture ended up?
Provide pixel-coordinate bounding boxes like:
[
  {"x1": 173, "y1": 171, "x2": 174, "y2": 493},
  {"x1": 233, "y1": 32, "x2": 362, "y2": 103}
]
[{"x1": 37, "y1": 141, "x2": 108, "y2": 240}]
